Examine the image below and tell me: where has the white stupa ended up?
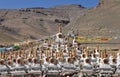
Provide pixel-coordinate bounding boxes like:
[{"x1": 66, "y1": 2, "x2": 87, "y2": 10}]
[{"x1": 55, "y1": 25, "x2": 64, "y2": 44}]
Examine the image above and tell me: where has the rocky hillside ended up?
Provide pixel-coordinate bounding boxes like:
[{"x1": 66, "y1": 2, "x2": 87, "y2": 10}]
[
  {"x1": 0, "y1": 4, "x2": 85, "y2": 44},
  {"x1": 67, "y1": 0, "x2": 120, "y2": 37},
  {"x1": 0, "y1": 0, "x2": 120, "y2": 44}
]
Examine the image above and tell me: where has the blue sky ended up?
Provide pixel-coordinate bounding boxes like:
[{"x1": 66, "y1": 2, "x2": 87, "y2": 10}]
[{"x1": 0, "y1": 0, "x2": 99, "y2": 9}]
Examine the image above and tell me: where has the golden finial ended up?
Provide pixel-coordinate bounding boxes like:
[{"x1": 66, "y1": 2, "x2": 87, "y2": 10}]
[
  {"x1": 118, "y1": 48, "x2": 120, "y2": 54},
  {"x1": 72, "y1": 49, "x2": 76, "y2": 57},
  {"x1": 101, "y1": 51, "x2": 104, "y2": 59},
  {"x1": 103, "y1": 50, "x2": 107, "y2": 58},
  {"x1": 46, "y1": 50, "x2": 49, "y2": 58},
  {"x1": 96, "y1": 44, "x2": 100, "y2": 52},
  {"x1": 59, "y1": 24, "x2": 62, "y2": 33}
]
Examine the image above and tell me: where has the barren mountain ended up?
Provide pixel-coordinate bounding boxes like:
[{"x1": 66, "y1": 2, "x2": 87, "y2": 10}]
[
  {"x1": 0, "y1": 4, "x2": 85, "y2": 44},
  {"x1": 0, "y1": 0, "x2": 120, "y2": 44},
  {"x1": 65, "y1": 0, "x2": 120, "y2": 43}
]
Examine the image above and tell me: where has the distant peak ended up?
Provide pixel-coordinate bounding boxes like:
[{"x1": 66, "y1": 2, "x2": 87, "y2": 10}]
[
  {"x1": 97, "y1": 0, "x2": 120, "y2": 7},
  {"x1": 22, "y1": 7, "x2": 45, "y2": 9},
  {"x1": 51, "y1": 4, "x2": 85, "y2": 9}
]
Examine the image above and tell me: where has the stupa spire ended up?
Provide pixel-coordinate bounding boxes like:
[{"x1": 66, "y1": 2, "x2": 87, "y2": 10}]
[{"x1": 59, "y1": 24, "x2": 62, "y2": 33}]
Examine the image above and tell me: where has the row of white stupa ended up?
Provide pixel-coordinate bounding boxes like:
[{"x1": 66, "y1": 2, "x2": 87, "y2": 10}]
[{"x1": 0, "y1": 25, "x2": 120, "y2": 77}]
